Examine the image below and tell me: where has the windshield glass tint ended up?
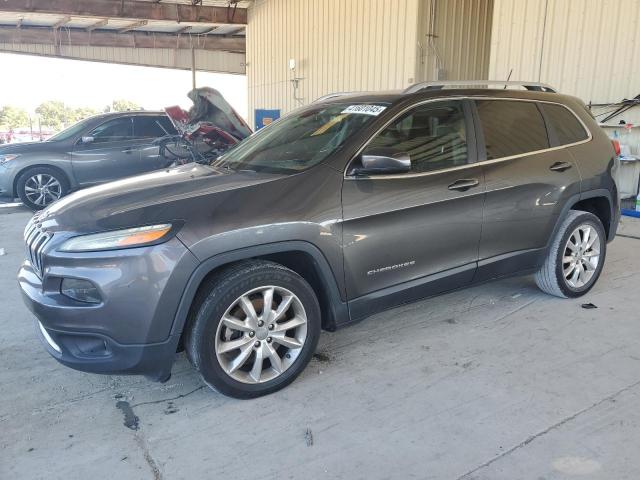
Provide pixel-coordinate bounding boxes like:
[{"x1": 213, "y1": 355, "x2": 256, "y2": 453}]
[
  {"x1": 48, "y1": 117, "x2": 96, "y2": 142},
  {"x1": 216, "y1": 103, "x2": 386, "y2": 173}
]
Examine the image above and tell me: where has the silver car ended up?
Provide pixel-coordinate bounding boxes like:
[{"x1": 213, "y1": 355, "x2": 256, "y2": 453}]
[{"x1": 0, "y1": 111, "x2": 177, "y2": 210}]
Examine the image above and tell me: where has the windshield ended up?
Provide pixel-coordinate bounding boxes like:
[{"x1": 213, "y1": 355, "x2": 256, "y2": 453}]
[
  {"x1": 215, "y1": 103, "x2": 387, "y2": 173},
  {"x1": 48, "y1": 117, "x2": 96, "y2": 142}
]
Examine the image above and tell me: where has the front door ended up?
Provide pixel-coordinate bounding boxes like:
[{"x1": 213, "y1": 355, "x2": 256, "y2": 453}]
[
  {"x1": 341, "y1": 100, "x2": 484, "y2": 316},
  {"x1": 71, "y1": 116, "x2": 142, "y2": 185}
]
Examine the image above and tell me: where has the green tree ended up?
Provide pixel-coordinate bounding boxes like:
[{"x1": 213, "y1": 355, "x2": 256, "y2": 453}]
[
  {"x1": 35, "y1": 101, "x2": 72, "y2": 130},
  {"x1": 0, "y1": 105, "x2": 29, "y2": 129},
  {"x1": 111, "y1": 99, "x2": 141, "y2": 112},
  {"x1": 70, "y1": 107, "x2": 99, "y2": 123}
]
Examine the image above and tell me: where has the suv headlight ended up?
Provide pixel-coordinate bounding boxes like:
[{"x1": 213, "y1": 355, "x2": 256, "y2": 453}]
[
  {"x1": 59, "y1": 224, "x2": 173, "y2": 252},
  {"x1": 0, "y1": 154, "x2": 18, "y2": 164}
]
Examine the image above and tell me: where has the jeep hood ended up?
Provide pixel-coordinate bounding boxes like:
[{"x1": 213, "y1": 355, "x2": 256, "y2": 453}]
[{"x1": 41, "y1": 163, "x2": 284, "y2": 233}]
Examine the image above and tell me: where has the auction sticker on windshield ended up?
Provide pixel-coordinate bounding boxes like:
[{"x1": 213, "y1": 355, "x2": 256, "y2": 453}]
[{"x1": 341, "y1": 105, "x2": 387, "y2": 116}]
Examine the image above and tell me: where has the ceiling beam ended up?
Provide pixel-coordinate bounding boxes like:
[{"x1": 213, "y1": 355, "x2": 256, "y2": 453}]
[
  {"x1": 52, "y1": 16, "x2": 71, "y2": 29},
  {"x1": 0, "y1": 0, "x2": 247, "y2": 25},
  {"x1": 0, "y1": 25, "x2": 245, "y2": 53},
  {"x1": 86, "y1": 19, "x2": 108, "y2": 32},
  {"x1": 224, "y1": 26, "x2": 246, "y2": 36},
  {"x1": 118, "y1": 20, "x2": 147, "y2": 33},
  {"x1": 175, "y1": 25, "x2": 193, "y2": 34}
]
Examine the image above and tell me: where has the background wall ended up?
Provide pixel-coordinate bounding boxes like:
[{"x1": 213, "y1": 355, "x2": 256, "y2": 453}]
[
  {"x1": 246, "y1": 0, "x2": 421, "y2": 121},
  {"x1": 416, "y1": 0, "x2": 493, "y2": 83},
  {"x1": 490, "y1": 0, "x2": 640, "y2": 153},
  {"x1": 490, "y1": 0, "x2": 640, "y2": 104},
  {"x1": 246, "y1": 0, "x2": 493, "y2": 127}
]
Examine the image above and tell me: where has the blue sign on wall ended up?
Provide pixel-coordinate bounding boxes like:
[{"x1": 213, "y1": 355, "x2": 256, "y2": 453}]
[{"x1": 255, "y1": 109, "x2": 281, "y2": 130}]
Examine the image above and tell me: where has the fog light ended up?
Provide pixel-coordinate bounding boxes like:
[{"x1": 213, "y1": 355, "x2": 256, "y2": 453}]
[{"x1": 61, "y1": 278, "x2": 101, "y2": 304}]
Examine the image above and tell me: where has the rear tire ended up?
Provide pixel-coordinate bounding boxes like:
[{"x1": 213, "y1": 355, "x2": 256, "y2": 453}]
[
  {"x1": 535, "y1": 210, "x2": 606, "y2": 298},
  {"x1": 184, "y1": 260, "x2": 321, "y2": 399},
  {"x1": 16, "y1": 166, "x2": 69, "y2": 210}
]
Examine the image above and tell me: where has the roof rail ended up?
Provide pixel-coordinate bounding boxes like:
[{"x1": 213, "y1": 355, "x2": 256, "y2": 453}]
[
  {"x1": 403, "y1": 80, "x2": 557, "y2": 94},
  {"x1": 314, "y1": 91, "x2": 361, "y2": 103}
]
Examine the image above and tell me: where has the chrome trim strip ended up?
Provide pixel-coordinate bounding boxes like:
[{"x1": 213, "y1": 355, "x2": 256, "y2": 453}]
[
  {"x1": 314, "y1": 91, "x2": 363, "y2": 103},
  {"x1": 24, "y1": 225, "x2": 52, "y2": 276},
  {"x1": 344, "y1": 96, "x2": 592, "y2": 180},
  {"x1": 38, "y1": 321, "x2": 61, "y2": 354}
]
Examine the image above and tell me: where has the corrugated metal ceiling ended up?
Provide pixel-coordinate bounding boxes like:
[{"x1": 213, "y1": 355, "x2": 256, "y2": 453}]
[{"x1": 0, "y1": 12, "x2": 245, "y2": 36}]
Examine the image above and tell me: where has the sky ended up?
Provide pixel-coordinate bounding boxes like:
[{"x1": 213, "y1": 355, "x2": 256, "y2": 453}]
[{"x1": 0, "y1": 52, "x2": 248, "y2": 119}]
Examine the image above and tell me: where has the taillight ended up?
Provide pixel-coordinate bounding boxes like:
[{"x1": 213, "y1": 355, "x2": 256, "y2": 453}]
[{"x1": 612, "y1": 140, "x2": 621, "y2": 156}]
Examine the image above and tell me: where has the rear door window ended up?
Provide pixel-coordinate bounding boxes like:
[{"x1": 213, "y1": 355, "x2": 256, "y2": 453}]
[
  {"x1": 475, "y1": 100, "x2": 549, "y2": 159},
  {"x1": 540, "y1": 103, "x2": 589, "y2": 145},
  {"x1": 133, "y1": 116, "x2": 176, "y2": 138}
]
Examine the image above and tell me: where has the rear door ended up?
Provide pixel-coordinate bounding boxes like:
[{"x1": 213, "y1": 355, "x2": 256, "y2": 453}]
[
  {"x1": 473, "y1": 98, "x2": 583, "y2": 280},
  {"x1": 342, "y1": 99, "x2": 484, "y2": 312},
  {"x1": 71, "y1": 116, "x2": 141, "y2": 185},
  {"x1": 133, "y1": 115, "x2": 178, "y2": 172}
]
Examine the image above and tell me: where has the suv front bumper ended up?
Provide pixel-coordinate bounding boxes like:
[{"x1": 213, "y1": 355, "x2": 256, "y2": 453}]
[{"x1": 18, "y1": 237, "x2": 199, "y2": 380}]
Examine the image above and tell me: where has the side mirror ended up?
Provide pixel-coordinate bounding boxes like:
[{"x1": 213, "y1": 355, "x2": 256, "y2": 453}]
[
  {"x1": 81, "y1": 136, "x2": 94, "y2": 144},
  {"x1": 355, "y1": 147, "x2": 411, "y2": 175}
]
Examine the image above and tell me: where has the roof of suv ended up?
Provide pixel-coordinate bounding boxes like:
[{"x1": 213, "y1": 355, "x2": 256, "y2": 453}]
[{"x1": 316, "y1": 81, "x2": 577, "y2": 107}]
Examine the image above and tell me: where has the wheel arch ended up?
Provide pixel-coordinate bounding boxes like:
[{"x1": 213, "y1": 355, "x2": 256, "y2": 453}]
[
  {"x1": 13, "y1": 163, "x2": 71, "y2": 198},
  {"x1": 544, "y1": 189, "x2": 616, "y2": 264},
  {"x1": 570, "y1": 189, "x2": 616, "y2": 240},
  {"x1": 172, "y1": 241, "x2": 349, "y2": 348}
]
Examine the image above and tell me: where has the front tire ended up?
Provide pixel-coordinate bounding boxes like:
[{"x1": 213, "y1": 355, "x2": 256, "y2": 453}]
[
  {"x1": 16, "y1": 166, "x2": 69, "y2": 210},
  {"x1": 535, "y1": 210, "x2": 606, "y2": 298},
  {"x1": 185, "y1": 261, "x2": 321, "y2": 399}
]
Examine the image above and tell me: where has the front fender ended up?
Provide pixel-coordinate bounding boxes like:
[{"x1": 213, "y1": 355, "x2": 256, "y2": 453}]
[{"x1": 170, "y1": 240, "x2": 350, "y2": 337}]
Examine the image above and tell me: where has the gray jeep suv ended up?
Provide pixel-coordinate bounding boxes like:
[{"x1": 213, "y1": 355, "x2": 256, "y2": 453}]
[
  {"x1": 0, "y1": 111, "x2": 177, "y2": 210},
  {"x1": 18, "y1": 81, "x2": 620, "y2": 398}
]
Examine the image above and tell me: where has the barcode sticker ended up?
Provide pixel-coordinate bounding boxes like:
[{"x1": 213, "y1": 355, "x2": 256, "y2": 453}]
[{"x1": 341, "y1": 105, "x2": 387, "y2": 116}]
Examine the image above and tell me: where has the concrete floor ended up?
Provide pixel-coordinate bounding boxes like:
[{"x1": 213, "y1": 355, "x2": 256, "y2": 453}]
[{"x1": 1, "y1": 201, "x2": 640, "y2": 480}]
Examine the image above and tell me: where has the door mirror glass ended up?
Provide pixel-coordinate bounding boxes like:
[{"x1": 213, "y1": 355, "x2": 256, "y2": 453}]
[
  {"x1": 357, "y1": 147, "x2": 411, "y2": 175},
  {"x1": 81, "y1": 136, "x2": 94, "y2": 144}
]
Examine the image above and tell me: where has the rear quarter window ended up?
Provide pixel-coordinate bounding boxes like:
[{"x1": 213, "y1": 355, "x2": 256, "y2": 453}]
[
  {"x1": 540, "y1": 103, "x2": 589, "y2": 145},
  {"x1": 476, "y1": 100, "x2": 549, "y2": 159}
]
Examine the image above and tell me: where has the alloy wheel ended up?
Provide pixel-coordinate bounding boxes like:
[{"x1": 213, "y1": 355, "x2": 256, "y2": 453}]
[
  {"x1": 24, "y1": 174, "x2": 62, "y2": 207},
  {"x1": 215, "y1": 286, "x2": 308, "y2": 384},
  {"x1": 562, "y1": 224, "x2": 601, "y2": 289}
]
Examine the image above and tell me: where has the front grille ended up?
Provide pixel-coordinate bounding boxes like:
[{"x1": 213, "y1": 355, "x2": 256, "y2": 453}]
[{"x1": 24, "y1": 217, "x2": 52, "y2": 277}]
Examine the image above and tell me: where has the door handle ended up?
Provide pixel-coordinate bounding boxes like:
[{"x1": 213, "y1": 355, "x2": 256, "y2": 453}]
[
  {"x1": 549, "y1": 161, "x2": 572, "y2": 172},
  {"x1": 448, "y1": 178, "x2": 479, "y2": 192},
  {"x1": 122, "y1": 147, "x2": 134, "y2": 154}
]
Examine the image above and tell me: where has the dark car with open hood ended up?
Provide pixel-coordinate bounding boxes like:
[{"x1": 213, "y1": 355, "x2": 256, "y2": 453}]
[{"x1": 18, "y1": 81, "x2": 620, "y2": 398}]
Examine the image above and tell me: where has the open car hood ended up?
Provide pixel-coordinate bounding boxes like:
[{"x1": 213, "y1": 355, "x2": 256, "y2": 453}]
[{"x1": 165, "y1": 87, "x2": 252, "y2": 142}]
